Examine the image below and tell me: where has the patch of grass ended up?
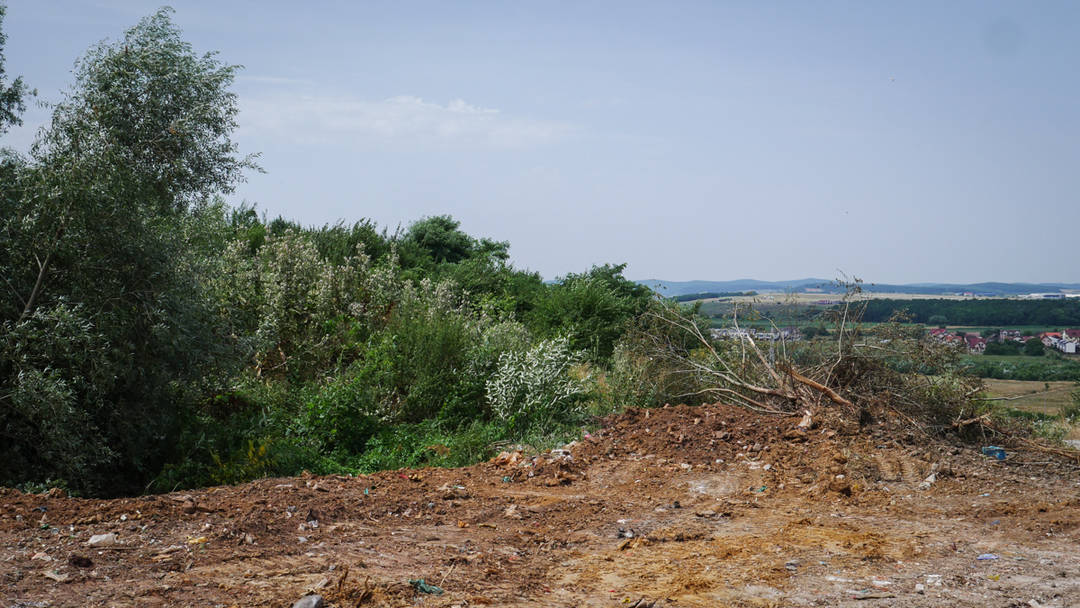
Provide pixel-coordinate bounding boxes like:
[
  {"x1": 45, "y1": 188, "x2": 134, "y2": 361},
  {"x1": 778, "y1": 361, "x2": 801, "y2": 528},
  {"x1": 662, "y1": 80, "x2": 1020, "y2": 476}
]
[{"x1": 982, "y1": 379, "x2": 1078, "y2": 415}]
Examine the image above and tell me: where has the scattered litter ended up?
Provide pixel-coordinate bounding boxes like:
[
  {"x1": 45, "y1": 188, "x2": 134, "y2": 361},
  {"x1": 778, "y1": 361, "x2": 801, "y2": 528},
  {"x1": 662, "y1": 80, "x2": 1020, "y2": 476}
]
[
  {"x1": 915, "y1": 583, "x2": 925, "y2": 594},
  {"x1": 291, "y1": 594, "x2": 325, "y2": 608},
  {"x1": 981, "y1": 446, "x2": 1006, "y2": 461},
  {"x1": 87, "y1": 533, "x2": 118, "y2": 547},
  {"x1": 976, "y1": 553, "x2": 999, "y2": 561},
  {"x1": 926, "y1": 574, "x2": 943, "y2": 586},
  {"x1": 186, "y1": 536, "x2": 208, "y2": 545},
  {"x1": 41, "y1": 570, "x2": 69, "y2": 583},
  {"x1": 918, "y1": 473, "x2": 937, "y2": 491},
  {"x1": 409, "y1": 578, "x2": 444, "y2": 595}
]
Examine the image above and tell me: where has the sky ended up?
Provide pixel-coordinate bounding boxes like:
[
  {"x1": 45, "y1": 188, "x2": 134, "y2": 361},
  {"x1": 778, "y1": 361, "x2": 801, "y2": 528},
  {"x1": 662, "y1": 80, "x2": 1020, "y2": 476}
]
[{"x1": 2, "y1": 1, "x2": 1078, "y2": 284}]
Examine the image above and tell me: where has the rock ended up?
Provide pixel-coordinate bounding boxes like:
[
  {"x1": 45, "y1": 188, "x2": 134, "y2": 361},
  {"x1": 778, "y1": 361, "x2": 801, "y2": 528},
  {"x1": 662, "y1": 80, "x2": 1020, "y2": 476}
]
[
  {"x1": 87, "y1": 533, "x2": 118, "y2": 547},
  {"x1": 438, "y1": 483, "x2": 470, "y2": 500},
  {"x1": 291, "y1": 594, "x2": 325, "y2": 608}
]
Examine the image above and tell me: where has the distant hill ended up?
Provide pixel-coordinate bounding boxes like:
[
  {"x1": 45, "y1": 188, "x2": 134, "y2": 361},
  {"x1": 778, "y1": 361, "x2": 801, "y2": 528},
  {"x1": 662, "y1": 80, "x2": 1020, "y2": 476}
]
[{"x1": 637, "y1": 279, "x2": 1080, "y2": 298}]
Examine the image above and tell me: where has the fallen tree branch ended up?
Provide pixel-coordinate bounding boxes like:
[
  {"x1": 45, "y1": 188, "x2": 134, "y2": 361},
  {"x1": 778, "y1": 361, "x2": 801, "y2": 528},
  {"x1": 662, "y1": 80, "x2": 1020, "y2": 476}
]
[{"x1": 779, "y1": 364, "x2": 853, "y2": 408}]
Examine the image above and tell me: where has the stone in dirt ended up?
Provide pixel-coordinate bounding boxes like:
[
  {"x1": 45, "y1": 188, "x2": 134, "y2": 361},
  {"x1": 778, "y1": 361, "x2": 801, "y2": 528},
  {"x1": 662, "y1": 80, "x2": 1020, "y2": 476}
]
[
  {"x1": 86, "y1": 533, "x2": 117, "y2": 547},
  {"x1": 291, "y1": 594, "x2": 325, "y2": 608}
]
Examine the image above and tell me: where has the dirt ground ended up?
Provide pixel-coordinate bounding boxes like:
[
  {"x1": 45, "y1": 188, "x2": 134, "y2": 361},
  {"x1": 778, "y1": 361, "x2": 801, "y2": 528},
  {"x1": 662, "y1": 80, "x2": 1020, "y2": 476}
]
[{"x1": 3, "y1": 403, "x2": 1080, "y2": 608}]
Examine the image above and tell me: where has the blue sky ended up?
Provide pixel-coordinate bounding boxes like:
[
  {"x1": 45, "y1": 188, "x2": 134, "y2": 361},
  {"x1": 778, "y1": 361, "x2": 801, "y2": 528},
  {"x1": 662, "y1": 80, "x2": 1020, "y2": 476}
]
[{"x1": 3, "y1": 1, "x2": 1078, "y2": 283}]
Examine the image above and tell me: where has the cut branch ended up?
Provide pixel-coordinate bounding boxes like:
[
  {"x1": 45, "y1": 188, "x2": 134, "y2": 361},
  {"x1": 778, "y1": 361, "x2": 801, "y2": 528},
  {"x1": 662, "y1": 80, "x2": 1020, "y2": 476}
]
[{"x1": 780, "y1": 363, "x2": 853, "y2": 408}]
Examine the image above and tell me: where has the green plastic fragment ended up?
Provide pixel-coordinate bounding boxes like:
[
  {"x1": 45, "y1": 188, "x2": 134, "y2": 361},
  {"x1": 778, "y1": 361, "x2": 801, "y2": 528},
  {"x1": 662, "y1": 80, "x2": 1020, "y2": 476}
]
[{"x1": 409, "y1": 578, "x2": 444, "y2": 595}]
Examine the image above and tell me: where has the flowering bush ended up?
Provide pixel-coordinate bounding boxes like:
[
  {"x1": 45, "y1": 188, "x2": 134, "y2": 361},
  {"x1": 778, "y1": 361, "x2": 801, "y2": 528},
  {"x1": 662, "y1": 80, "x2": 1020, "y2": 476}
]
[{"x1": 487, "y1": 336, "x2": 591, "y2": 431}]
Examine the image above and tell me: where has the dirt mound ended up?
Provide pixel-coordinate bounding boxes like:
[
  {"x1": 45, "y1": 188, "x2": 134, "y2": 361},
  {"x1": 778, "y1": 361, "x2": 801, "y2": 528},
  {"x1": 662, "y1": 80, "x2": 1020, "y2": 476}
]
[{"x1": 2, "y1": 402, "x2": 1079, "y2": 607}]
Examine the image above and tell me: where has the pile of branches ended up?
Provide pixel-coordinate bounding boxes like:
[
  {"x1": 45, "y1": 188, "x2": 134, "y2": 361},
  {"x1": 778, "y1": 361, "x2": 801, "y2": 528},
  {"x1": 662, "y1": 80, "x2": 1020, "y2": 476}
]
[
  {"x1": 635, "y1": 283, "x2": 1080, "y2": 463},
  {"x1": 638, "y1": 284, "x2": 981, "y2": 430}
]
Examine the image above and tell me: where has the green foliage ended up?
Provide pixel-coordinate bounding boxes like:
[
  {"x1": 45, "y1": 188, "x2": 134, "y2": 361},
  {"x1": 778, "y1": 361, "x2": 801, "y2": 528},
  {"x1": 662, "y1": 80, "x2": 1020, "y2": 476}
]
[
  {"x1": 984, "y1": 340, "x2": 1021, "y2": 356},
  {"x1": 0, "y1": 9, "x2": 253, "y2": 495},
  {"x1": 962, "y1": 356, "x2": 1080, "y2": 381},
  {"x1": 487, "y1": 337, "x2": 591, "y2": 432},
  {"x1": 1065, "y1": 388, "x2": 1080, "y2": 421},
  {"x1": 404, "y1": 215, "x2": 489, "y2": 265},
  {"x1": 0, "y1": 3, "x2": 31, "y2": 134},
  {"x1": 529, "y1": 264, "x2": 654, "y2": 360},
  {"x1": 352, "y1": 420, "x2": 509, "y2": 473},
  {"x1": 861, "y1": 299, "x2": 1080, "y2": 327},
  {"x1": 1023, "y1": 337, "x2": 1045, "y2": 357}
]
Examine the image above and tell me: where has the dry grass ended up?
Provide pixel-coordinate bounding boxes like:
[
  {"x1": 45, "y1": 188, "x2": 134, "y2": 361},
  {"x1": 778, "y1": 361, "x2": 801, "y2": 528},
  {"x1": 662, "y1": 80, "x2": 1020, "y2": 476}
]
[
  {"x1": 982, "y1": 378, "x2": 1077, "y2": 415},
  {"x1": 983, "y1": 378, "x2": 1080, "y2": 440}
]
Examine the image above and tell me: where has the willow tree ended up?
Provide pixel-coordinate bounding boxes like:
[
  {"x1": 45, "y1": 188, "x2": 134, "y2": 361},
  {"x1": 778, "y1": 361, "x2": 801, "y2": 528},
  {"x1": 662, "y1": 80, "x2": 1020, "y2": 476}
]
[{"x1": 0, "y1": 9, "x2": 257, "y2": 495}]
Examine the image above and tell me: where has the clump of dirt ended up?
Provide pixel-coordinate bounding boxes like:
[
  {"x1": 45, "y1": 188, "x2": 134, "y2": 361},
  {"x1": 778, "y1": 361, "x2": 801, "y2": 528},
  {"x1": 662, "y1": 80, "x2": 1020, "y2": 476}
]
[{"x1": 2, "y1": 402, "x2": 1079, "y2": 607}]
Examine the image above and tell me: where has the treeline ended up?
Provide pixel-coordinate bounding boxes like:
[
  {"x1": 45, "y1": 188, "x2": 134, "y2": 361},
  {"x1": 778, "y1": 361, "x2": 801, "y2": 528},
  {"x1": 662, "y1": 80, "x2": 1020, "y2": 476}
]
[
  {"x1": 963, "y1": 358, "x2": 1080, "y2": 382},
  {"x1": 0, "y1": 10, "x2": 672, "y2": 496},
  {"x1": 671, "y1": 291, "x2": 756, "y2": 302},
  {"x1": 859, "y1": 299, "x2": 1080, "y2": 327}
]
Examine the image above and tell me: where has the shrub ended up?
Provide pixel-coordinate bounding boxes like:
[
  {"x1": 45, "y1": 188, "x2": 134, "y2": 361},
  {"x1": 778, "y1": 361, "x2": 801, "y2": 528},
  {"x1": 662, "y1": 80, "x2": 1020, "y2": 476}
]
[{"x1": 487, "y1": 336, "x2": 591, "y2": 432}]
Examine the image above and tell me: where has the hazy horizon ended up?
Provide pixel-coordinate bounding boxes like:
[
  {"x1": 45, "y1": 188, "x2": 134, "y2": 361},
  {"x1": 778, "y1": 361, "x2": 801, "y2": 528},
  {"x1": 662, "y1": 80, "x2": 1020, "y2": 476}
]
[{"x1": 3, "y1": 1, "x2": 1078, "y2": 284}]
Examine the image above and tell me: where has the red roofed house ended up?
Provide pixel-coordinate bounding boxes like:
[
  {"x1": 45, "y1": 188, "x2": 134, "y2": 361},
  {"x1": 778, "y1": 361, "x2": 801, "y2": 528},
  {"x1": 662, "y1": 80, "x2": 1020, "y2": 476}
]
[{"x1": 964, "y1": 333, "x2": 987, "y2": 354}]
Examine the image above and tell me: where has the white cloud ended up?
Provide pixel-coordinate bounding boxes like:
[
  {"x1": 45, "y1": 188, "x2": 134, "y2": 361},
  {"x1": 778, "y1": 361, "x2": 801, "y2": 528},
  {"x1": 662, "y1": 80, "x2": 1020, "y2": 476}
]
[{"x1": 239, "y1": 94, "x2": 573, "y2": 148}]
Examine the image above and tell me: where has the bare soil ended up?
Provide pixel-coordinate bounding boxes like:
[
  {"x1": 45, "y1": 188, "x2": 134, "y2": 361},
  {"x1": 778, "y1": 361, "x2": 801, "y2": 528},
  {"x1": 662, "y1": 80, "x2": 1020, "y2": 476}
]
[{"x1": 3, "y1": 403, "x2": 1080, "y2": 607}]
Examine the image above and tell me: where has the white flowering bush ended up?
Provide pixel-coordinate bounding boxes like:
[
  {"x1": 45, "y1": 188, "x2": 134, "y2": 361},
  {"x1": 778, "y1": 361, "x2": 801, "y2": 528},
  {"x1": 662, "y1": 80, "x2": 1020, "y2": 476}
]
[{"x1": 487, "y1": 336, "x2": 591, "y2": 431}]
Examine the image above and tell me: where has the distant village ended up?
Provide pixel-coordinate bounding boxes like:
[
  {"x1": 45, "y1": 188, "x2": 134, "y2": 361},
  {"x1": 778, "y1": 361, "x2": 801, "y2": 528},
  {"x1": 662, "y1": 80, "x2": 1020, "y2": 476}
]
[
  {"x1": 710, "y1": 326, "x2": 1080, "y2": 355},
  {"x1": 926, "y1": 328, "x2": 1080, "y2": 355}
]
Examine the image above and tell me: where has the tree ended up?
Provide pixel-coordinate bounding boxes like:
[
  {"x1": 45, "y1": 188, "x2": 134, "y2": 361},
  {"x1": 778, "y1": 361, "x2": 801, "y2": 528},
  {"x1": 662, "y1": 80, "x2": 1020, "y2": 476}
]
[
  {"x1": 928, "y1": 315, "x2": 948, "y2": 327},
  {"x1": 529, "y1": 264, "x2": 655, "y2": 360},
  {"x1": 1023, "y1": 338, "x2": 1045, "y2": 357},
  {"x1": 1, "y1": 9, "x2": 256, "y2": 495},
  {"x1": 0, "y1": 3, "x2": 30, "y2": 135},
  {"x1": 404, "y1": 215, "x2": 481, "y2": 265}
]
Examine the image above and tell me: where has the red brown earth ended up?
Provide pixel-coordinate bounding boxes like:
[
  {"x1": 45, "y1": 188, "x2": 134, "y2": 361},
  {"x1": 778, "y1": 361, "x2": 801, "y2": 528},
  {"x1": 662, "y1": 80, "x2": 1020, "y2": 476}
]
[{"x1": 2, "y1": 403, "x2": 1079, "y2": 607}]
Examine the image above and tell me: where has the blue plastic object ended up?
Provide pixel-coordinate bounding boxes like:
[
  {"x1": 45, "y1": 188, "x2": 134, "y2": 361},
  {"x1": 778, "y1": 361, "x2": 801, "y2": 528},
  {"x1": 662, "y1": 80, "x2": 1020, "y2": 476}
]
[{"x1": 981, "y1": 446, "x2": 1006, "y2": 461}]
